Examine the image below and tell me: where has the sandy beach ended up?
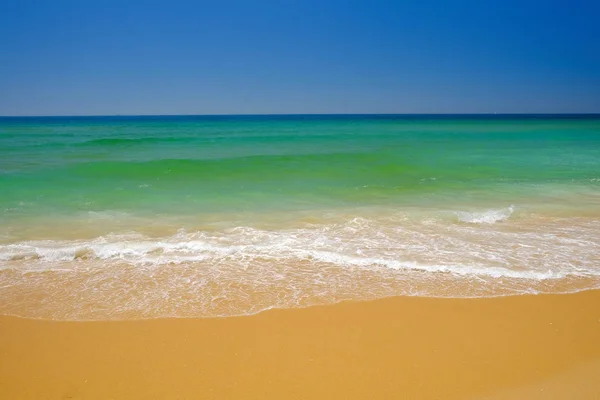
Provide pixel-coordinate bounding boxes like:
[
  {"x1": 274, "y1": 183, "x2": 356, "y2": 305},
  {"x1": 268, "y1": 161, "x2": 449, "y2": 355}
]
[
  {"x1": 3, "y1": 0, "x2": 600, "y2": 397},
  {"x1": 1, "y1": 290, "x2": 599, "y2": 399}
]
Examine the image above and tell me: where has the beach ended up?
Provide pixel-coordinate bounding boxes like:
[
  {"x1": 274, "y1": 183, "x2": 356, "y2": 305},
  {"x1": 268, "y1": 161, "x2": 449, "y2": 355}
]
[
  {"x1": 3, "y1": 0, "x2": 600, "y2": 396},
  {"x1": 2, "y1": 116, "x2": 600, "y2": 321},
  {"x1": 2, "y1": 290, "x2": 599, "y2": 399},
  {"x1": 1, "y1": 115, "x2": 600, "y2": 398}
]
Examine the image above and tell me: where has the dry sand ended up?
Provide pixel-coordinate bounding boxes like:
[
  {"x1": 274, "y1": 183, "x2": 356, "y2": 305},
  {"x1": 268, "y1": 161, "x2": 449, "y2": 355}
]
[{"x1": 1, "y1": 290, "x2": 600, "y2": 399}]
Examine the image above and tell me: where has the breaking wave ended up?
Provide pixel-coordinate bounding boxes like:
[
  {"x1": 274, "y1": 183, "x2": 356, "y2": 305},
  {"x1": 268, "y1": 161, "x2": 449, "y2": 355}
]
[{"x1": 456, "y1": 205, "x2": 515, "y2": 224}]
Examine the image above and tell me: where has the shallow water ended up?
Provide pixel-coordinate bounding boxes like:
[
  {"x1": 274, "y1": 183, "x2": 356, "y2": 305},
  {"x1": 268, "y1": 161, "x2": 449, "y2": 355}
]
[{"x1": 1, "y1": 115, "x2": 599, "y2": 319}]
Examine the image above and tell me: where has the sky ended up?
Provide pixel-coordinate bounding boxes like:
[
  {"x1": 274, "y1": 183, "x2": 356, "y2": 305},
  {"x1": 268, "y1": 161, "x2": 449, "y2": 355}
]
[{"x1": 1, "y1": 0, "x2": 599, "y2": 115}]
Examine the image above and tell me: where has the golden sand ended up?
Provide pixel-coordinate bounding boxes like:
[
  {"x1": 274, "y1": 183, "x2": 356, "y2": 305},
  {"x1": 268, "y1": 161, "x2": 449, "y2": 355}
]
[{"x1": 1, "y1": 291, "x2": 599, "y2": 399}]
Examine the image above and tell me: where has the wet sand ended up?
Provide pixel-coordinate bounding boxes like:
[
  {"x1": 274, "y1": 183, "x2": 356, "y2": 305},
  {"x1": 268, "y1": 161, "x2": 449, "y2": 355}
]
[{"x1": 1, "y1": 290, "x2": 599, "y2": 399}]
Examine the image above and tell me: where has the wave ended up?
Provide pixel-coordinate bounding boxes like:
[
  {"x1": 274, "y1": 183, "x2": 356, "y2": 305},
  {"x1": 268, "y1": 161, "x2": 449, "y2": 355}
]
[
  {"x1": 455, "y1": 205, "x2": 515, "y2": 224},
  {"x1": 2, "y1": 214, "x2": 599, "y2": 320},
  {"x1": 1, "y1": 136, "x2": 203, "y2": 151},
  {"x1": 2, "y1": 131, "x2": 397, "y2": 150},
  {"x1": 76, "y1": 137, "x2": 193, "y2": 147},
  {"x1": 59, "y1": 152, "x2": 388, "y2": 181},
  {"x1": 0, "y1": 236, "x2": 576, "y2": 281}
]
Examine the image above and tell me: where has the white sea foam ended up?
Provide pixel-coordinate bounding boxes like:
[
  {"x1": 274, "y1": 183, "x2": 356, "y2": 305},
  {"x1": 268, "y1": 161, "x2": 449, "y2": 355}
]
[
  {"x1": 1, "y1": 212, "x2": 599, "y2": 320},
  {"x1": 455, "y1": 205, "x2": 515, "y2": 224}
]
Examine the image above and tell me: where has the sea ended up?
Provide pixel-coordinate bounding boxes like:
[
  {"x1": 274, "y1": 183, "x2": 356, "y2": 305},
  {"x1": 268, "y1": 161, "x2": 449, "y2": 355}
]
[{"x1": 1, "y1": 114, "x2": 599, "y2": 320}]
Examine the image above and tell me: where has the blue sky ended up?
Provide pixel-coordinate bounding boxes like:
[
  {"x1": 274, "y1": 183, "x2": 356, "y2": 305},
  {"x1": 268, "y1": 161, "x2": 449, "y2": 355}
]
[{"x1": 1, "y1": 0, "x2": 599, "y2": 115}]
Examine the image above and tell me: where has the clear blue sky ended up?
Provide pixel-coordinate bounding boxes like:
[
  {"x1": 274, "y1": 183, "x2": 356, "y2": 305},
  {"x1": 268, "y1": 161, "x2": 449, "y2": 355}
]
[{"x1": 1, "y1": 0, "x2": 599, "y2": 115}]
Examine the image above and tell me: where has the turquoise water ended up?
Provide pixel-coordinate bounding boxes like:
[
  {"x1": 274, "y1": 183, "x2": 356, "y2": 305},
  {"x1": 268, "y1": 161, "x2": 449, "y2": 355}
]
[
  {"x1": 1, "y1": 115, "x2": 599, "y2": 319},
  {"x1": 2, "y1": 115, "x2": 600, "y2": 217}
]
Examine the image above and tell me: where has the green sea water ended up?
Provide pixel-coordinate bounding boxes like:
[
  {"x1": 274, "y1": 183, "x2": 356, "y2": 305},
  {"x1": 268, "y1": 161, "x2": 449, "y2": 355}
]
[{"x1": 1, "y1": 115, "x2": 599, "y2": 320}]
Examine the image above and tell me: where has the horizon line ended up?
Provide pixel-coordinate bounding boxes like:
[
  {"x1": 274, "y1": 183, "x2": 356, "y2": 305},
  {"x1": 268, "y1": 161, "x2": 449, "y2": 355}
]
[{"x1": 1, "y1": 112, "x2": 600, "y2": 118}]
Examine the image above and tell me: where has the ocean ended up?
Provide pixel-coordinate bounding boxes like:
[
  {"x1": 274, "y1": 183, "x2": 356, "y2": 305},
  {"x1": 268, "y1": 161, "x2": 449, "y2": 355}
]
[{"x1": 1, "y1": 114, "x2": 599, "y2": 320}]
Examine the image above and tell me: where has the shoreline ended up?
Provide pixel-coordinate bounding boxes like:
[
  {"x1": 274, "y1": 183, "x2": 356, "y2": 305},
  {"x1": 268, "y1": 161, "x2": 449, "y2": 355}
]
[{"x1": 1, "y1": 291, "x2": 600, "y2": 399}]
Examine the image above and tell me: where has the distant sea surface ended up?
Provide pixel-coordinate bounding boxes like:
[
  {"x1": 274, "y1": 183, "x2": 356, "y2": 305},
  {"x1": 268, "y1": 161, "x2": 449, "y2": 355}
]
[{"x1": 1, "y1": 115, "x2": 599, "y2": 320}]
